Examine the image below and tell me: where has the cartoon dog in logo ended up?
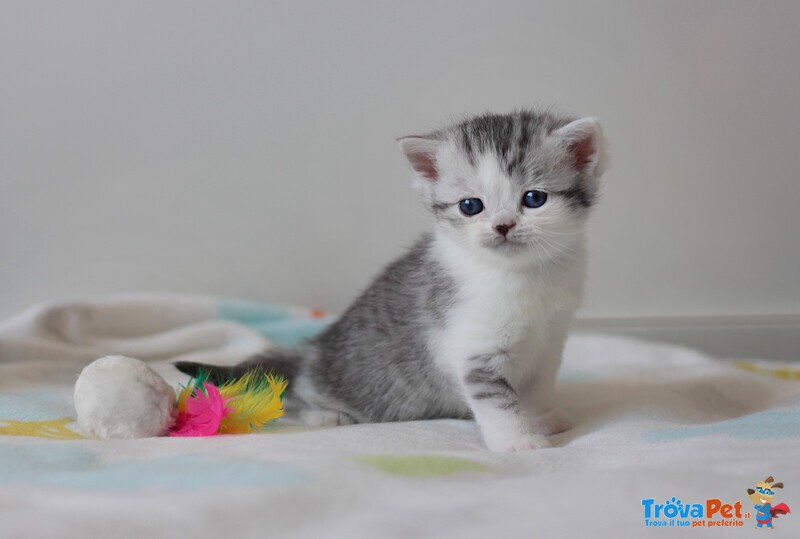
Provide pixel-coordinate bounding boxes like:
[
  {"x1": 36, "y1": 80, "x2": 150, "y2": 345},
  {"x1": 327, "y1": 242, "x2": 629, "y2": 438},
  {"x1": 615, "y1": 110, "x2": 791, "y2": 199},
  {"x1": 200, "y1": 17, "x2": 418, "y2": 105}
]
[{"x1": 747, "y1": 476, "x2": 791, "y2": 529}]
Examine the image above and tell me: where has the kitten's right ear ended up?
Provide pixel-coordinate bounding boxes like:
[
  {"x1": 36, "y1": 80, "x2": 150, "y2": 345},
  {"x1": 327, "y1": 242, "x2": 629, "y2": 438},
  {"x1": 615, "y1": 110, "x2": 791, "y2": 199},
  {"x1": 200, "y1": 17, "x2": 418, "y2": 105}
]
[
  {"x1": 549, "y1": 117, "x2": 607, "y2": 178},
  {"x1": 398, "y1": 136, "x2": 440, "y2": 182}
]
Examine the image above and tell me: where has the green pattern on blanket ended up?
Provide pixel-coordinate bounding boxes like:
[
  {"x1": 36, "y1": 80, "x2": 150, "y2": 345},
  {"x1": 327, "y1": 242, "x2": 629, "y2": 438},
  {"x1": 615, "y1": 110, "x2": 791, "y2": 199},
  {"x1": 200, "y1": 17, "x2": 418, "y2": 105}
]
[{"x1": 355, "y1": 455, "x2": 488, "y2": 477}]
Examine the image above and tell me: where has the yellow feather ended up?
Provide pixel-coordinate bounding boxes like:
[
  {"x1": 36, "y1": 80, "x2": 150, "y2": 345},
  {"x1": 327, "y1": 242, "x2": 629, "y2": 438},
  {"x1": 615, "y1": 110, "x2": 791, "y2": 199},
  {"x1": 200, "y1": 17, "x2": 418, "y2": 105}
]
[
  {"x1": 218, "y1": 373, "x2": 288, "y2": 434},
  {"x1": 175, "y1": 382, "x2": 195, "y2": 413},
  {"x1": 176, "y1": 371, "x2": 210, "y2": 412}
]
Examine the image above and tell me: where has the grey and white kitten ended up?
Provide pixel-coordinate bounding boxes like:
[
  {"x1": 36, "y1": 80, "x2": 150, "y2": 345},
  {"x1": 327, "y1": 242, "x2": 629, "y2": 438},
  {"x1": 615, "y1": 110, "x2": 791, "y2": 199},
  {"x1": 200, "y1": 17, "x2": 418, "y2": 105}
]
[{"x1": 177, "y1": 109, "x2": 606, "y2": 451}]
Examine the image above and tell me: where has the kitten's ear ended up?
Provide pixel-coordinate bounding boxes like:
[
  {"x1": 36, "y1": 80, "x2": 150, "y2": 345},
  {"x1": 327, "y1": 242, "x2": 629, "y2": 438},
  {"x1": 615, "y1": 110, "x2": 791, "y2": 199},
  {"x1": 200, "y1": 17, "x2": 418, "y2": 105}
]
[
  {"x1": 550, "y1": 117, "x2": 607, "y2": 177},
  {"x1": 398, "y1": 136, "x2": 440, "y2": 182}
]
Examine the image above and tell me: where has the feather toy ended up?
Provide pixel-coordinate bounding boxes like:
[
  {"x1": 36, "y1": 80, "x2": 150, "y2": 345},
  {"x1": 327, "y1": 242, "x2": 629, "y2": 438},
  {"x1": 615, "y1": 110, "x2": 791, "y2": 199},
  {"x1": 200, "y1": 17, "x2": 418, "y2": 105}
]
[
  {"x1": 71, "y1": 355, "x2": 289, "y2": 439},
  {"x1": 170, "y1": 381, "x2": 230, "y2": 437},
  {"x1": 169, "y1": 371, "x2": 287, "y2": 437},
  {"x1": 218, "y1": 372, "x2": 288, "y2": 434}
]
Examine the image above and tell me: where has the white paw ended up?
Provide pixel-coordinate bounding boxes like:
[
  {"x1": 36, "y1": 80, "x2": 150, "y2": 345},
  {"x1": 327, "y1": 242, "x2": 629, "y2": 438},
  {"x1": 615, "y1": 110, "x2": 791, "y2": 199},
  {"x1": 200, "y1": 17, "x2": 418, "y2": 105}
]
[
  {"x1": 298, "y1": 409, "x2": 355, "y2": 427},
  {"x1": 532, "y1": 408, "x2": 572, "y2": 436},
  {"x1": 485, "y1": 434, "x2": 550, "y2": 452}
]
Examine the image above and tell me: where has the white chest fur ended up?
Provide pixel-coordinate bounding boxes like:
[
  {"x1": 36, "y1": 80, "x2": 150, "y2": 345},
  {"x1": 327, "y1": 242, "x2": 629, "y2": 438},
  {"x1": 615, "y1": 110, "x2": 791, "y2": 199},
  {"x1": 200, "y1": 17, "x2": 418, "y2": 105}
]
[{"x1": 427, "y1": 232, "x2": 585, "y2": 384}]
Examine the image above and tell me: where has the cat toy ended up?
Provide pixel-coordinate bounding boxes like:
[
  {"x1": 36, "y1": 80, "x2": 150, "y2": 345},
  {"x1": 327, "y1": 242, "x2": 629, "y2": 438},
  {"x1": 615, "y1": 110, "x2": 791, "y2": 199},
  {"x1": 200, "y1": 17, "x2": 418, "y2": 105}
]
[{"x1": 73, "y1": 355, "x2": 287, "y2": 439}]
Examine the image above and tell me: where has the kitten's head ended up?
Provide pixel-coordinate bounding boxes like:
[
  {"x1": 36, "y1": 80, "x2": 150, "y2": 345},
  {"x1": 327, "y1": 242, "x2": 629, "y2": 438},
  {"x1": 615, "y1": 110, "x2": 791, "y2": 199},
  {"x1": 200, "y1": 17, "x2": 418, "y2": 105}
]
[{"x1": 399, "y1": 109, "x2": 606, "y2": 267}]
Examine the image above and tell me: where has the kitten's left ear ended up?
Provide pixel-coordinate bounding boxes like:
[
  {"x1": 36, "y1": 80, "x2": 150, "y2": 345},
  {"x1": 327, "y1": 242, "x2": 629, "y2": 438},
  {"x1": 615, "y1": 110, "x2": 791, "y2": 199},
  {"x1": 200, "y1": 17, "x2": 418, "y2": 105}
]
[
  {"x1": 550, "y1": 117, "x2": 607, "y2": 178},
  {"x1": 398, "y1": 136, "x2": 441, "y2": 182}
]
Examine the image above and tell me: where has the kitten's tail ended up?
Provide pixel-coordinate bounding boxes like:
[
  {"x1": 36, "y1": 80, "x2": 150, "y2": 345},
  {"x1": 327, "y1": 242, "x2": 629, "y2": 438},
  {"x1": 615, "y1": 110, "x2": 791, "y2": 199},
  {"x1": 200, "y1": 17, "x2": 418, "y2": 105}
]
[{"x1": 174, "y1": 347, "x2": 303, "y2": 386}]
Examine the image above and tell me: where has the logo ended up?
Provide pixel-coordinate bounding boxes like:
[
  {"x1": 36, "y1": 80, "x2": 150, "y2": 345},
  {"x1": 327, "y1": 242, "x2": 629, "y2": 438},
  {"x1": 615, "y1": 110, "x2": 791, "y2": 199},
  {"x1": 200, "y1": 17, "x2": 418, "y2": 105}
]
[
  {"x1": 746, "y1": 476, "x2": 791, "y2": 530},
  {"x1": 641, "y1": 497, "x2": 746, "y2": 528},
  {"x1": 640, "y1": 475, "x2": 792, "y2": 530}
]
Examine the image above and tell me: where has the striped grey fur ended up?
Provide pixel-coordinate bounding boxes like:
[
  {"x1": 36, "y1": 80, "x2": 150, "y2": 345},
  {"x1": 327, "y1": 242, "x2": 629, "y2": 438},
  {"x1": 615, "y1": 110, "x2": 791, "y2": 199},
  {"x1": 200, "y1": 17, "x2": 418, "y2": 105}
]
[
  {"x1": 465, "y1": 354, "x2": 519, "y2": 411},
  {"x1": 446, "y1": 110, "x2": 598, "y2": 211},
  {"x1": 178, "y1": 234, "x2": 470, "y2": 424}
]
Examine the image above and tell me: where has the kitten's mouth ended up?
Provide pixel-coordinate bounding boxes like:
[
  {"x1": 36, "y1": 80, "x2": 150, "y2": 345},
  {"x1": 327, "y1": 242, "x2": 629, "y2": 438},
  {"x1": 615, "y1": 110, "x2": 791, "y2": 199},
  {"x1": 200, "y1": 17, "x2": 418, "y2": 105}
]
[{"x1": 487, "y1": 237, "x2": 525, "y2": 251}]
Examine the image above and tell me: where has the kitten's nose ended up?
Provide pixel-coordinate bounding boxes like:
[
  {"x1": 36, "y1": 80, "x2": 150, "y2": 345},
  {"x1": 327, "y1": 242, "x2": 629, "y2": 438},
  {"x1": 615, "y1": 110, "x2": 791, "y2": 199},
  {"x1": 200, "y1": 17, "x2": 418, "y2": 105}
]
[{"x1": 494, "y1": 222, "x2": 516, "y2": 237}]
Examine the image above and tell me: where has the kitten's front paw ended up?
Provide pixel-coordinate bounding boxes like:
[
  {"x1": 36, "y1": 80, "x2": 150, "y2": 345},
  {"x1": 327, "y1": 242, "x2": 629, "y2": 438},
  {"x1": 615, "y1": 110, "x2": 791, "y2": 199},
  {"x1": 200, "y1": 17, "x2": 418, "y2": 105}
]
[
  {"x1": 532, "y1": 408, "x2": 572, "y2": 436},
  {"x1": 485, "y1": 434, "x2": 550, "y2": 452}
]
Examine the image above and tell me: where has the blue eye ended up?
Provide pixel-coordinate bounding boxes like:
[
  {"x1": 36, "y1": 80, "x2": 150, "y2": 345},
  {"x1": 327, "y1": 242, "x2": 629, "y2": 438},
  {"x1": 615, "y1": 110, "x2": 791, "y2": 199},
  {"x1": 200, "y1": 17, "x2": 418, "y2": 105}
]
[
  {"x1": 523, "y1": 190, "x2": 548, "y2": 208},
  {"x1": 458, "y1": 198, "x2": 484, "y2": 216}
]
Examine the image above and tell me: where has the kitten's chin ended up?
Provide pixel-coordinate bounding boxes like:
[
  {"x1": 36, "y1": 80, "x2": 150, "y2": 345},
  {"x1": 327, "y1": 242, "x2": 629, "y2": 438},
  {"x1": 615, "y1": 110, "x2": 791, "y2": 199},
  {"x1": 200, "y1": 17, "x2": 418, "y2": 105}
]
[
  {"x1": 481, "y1": 234, "x2": 534, "y2": 254},
  {"x1": 478, "y1": 239, "x2": 542, "y2": 268},
  {"x1": 479, "y1": 238, "x2": 568, "y2": 270},
  {"x1": 484, "y1": 239, "x2": 526, "y2": 254},
  {"x1": 435, "y1": 229, "x2": 555, "y2": 271}
]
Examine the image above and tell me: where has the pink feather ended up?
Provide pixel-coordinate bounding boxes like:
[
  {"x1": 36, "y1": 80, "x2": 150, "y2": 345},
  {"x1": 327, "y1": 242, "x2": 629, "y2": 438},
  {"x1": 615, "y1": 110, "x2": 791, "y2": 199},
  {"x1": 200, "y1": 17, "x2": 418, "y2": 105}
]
[{"x1": 170, "y1": 382, "x2": 231, "y2": 437}]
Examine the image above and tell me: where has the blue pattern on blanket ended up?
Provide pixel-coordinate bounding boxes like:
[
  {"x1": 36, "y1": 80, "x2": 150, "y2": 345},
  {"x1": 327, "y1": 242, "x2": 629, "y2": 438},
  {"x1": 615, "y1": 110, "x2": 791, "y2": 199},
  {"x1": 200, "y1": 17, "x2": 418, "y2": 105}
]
[
  {"x1": 644, "y1": 410, "x2": 800, "y2": 442},
  {"x1": 247, "y1": 318, "x2": 332, "y2": 347},
  {"x1": 218, "y1": 299, "x2": 291, "y2": 324},
  {"x1": 218, "y1": 298, "x2": 333, "y2": 346},
  {"x1": 0, "y1": 444, "x2": 311, "y2": 491},
  {"x1": 0, "y1": 390, "x2": 74, "y2": 421}
]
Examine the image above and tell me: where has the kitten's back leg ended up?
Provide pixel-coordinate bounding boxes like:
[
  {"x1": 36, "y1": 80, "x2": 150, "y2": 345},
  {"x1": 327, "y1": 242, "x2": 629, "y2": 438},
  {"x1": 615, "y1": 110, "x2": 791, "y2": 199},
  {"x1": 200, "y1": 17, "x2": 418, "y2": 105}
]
[
  {"x1": 175, "y1": 349, "x2": 358, "y2": 427},
  {"x1": 295, "y1": 409, "x2": 356, "y2": 427}
]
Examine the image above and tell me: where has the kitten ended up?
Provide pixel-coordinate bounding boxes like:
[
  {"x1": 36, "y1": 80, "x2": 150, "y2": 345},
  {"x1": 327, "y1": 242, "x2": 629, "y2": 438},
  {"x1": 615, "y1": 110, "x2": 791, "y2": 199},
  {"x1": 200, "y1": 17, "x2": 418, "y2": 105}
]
[{"x1": 177, "y1": 109, "x2": 606, "y2": 451}]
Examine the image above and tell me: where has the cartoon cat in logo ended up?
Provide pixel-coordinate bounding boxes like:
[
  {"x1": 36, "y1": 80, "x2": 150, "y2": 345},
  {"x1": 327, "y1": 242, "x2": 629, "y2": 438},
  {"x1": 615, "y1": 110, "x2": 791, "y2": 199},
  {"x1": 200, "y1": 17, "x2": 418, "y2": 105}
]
[{"x1": 747, "y1": 476, "x2": 791, "y2": 529}]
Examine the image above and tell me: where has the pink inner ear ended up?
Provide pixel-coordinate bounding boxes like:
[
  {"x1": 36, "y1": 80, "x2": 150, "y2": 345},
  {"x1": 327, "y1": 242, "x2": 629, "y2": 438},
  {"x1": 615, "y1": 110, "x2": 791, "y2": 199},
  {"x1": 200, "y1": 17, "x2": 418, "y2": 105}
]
[
  {"x1": 399, "y1": 136, "x2": 440, "y2": 182},
  {"x1": 408, "y1": 152, "x2": 438, "y2": 181},
  {"x1": 569, "y1": 135, "x2": 596, "y2": 172}
]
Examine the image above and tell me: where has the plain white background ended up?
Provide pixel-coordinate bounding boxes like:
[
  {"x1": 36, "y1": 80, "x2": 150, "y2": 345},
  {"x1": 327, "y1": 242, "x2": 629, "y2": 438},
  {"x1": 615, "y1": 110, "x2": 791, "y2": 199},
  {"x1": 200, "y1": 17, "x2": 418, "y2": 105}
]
[{"x1": 1, "y1": 1, "x2": 799, "y2": 321}]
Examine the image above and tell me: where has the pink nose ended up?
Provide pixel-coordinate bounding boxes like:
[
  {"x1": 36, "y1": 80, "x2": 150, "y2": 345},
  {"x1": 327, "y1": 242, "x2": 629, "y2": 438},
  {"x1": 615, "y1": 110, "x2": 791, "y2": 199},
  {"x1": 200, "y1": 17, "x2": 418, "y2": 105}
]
[{"x1": 495, "y1": 222, "x2": 516, "y2": 237}]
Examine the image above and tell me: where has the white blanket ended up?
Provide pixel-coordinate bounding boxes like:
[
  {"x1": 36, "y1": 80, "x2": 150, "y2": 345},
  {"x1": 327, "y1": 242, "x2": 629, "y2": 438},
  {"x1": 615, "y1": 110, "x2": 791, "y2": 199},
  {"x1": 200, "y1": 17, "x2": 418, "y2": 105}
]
[{"x1": 0, "y1": 295, "x2": 798, "y2": 538}]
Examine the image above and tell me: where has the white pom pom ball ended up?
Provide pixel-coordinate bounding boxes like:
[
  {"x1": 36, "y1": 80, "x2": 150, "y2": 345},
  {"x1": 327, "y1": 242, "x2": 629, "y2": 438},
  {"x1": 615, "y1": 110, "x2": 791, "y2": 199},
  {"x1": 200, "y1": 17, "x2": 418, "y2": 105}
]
[{"x1": 74, "y1": 355, "x2": 176, "y2": 439}]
